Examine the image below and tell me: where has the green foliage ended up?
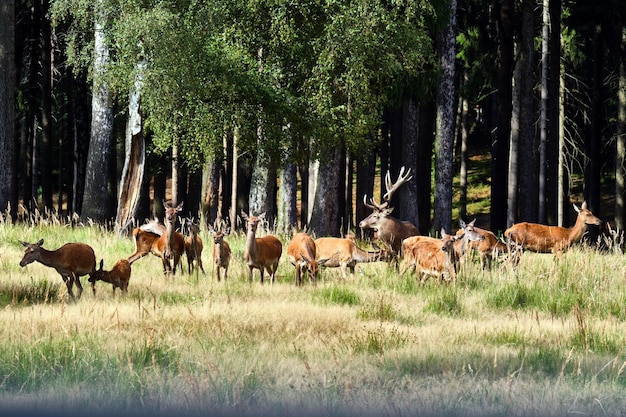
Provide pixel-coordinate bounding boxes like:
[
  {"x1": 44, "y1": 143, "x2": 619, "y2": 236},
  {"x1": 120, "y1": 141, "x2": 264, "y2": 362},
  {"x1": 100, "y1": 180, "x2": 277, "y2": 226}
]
[{"x1": 357, "y1": 292, "x2": 397, "y2": 321}]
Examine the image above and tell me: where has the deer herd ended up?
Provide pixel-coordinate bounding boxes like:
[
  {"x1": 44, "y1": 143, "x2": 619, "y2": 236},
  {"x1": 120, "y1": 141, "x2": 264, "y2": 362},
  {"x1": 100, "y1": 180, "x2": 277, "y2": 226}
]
[{"x1": 17, "y1": 167, "x2": 607, "y2": 300}]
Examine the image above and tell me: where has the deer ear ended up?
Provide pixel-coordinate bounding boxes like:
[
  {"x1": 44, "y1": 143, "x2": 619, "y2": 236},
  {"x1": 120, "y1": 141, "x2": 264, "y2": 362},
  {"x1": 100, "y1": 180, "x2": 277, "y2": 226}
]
[
  {"x1": 37, "y1": 239, "x2": 44, "y2": 246},
  {"x1": 99, "y1": 259, "x2": 104, "y2": 269},
  {"x1": 440, "y1": 228, "x2": 447, "y2": 237},
  {"x1": 176, "y1": 202, "x2": 184, "y2": 211},
  {"x1": 469, "y1": 219, "x2": 477, "y2": 227},
  {"x1": 459, "y1": 219, "x2": 466, "y2": 228},
  {"x1": 573, "y1": 203, "x2": 581, "y2": 213},
  {"x1": 384, "y1": 207, "x2": 395, "y2": 215},
  {"x1": 581, "y1": 201, "x2": 588, "y2": 210},
  {"x1": 241, "y1": 210, "x2": 248, "y2": 220}
]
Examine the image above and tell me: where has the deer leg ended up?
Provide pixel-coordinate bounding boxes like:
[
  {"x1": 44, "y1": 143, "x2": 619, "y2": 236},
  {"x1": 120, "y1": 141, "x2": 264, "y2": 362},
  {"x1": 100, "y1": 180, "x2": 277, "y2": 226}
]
[
  {"x1": 74, "y1": 273, "x2": 83, "y2": 299},
  {"x1": 198, "y1": 258, "x2": 205, "y2": 275},
  {"x1": 61, "y1": 273, "x2": 75, "y2": 299}
]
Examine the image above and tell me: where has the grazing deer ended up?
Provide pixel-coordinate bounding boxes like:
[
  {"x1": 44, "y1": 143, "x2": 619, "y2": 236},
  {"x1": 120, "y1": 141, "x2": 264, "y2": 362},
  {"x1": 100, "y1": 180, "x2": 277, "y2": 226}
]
[
  {"x1": 359, "y1": 166, "x2": 419, "y2": 256},
  {"x1": 127, "y1": 202, "x2": 185, "y2": 275},
  {"x1": 208, "y1": 225, "x2": 231, "y2": 281},
  {"x1": 89, "y1": 259, "x2": 131, "y2": 295},
  {"x1": 314, "y1": 237, "x2": 384, "y2": 279},
  {"x1": 185, "y1": 220, "x2": 205, "y2": 275},
  {"x1": 19, "y1": 239, "x2": 96, "y2": 299},
  {"x1": 504, "y1": 202, "x2": 602, "y2": 255},
  {"x1": 458, "y1": 219, "x2": 513, "y2": 269},
  {"x1": 400, "y1": 229, "x2": 479, "y2": 283},
  {"x1": 287, "y1": 233, "x2": 328, "y2": 286},
  {"x1": 241, "y1": 211, "x2": 283, "y2": 284}
]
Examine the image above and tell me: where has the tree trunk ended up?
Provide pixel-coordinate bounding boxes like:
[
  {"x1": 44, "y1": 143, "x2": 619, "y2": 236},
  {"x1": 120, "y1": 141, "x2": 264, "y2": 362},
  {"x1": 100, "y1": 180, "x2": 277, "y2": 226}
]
[
  {"x1": 249, "y1": 125, "x2": 276, "y2": 228},
  {"x1": 40, "y1": 0, "x2": 53, "y2": 210},
  {"x1": 490, "y1": 0, "x2": 514, "y2": 233},
  {"x1": 433, "y1": 0, "x2": 457, "y2": 234},
  {"x1": 202, "y1": 156, "x2": 221, "y2": 226},
  {"x1": 518, "y1": 0, "x2": 537, "y2": 223},
  {"x1": 401, "y1": 96, "x2": 420, "y2": 230},
  {"x1": 355, "y1": 148, "x2": 376, "y2": 239},
  {"x1": 82, "y1": 2, "x2": 114, "y2": 222},
  {"x1": 277, "y1": 161, "x2": 297, "y2": 235},
  {"x1": 545, "y1": 0, "x2": 561, "y2": 224},
  {"x1": 616, "y1": 27, "x2": 626, "y2": 230},
  {"x1": 585, "y1": 24, "x2": 603, "y2": 215},
  {"x1": 416, "y1": 101, "x2": 434, "y2": 234},
  {"x1": 230, "y1": 126, "x2": 239, "y2": 232},
  {"x1": 115, "y1": 61, "x2": 145, "y2": 235},
  {"x1": 309, "y1": 146, "x2": 342, "y2": 236},
  {"x1": 0, "y1": 0, "x2": 16, "y2": 217},
  {"x1": 458, "y1": 90, "x2": 469, "y2": 223},
  {"x1": 508, "y1": 51, "x2": 520, "y2": 227}
]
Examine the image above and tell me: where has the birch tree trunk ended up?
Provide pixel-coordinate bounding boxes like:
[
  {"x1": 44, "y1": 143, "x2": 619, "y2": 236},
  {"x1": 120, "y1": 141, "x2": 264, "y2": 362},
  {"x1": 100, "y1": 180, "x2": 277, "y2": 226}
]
[
  {"x1": 115, "y1": 60, "x2": 146, "y2": 235},
  {"x1": 82, "y1": 1, "x2": 114, "y2": 222},
  {"x1": 432, "y1": 0, "x2": 457, "y2": 234}
]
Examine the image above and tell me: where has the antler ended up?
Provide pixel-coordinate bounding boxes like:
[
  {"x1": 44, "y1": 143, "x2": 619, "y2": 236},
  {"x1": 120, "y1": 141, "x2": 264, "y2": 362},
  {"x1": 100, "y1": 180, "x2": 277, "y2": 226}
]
[
  {"x1": 363, "y1": 194, "x2": 388, "y2": 211},
  {"x1": 382, "y1": 166, "x2": 412, "y2": 202}
]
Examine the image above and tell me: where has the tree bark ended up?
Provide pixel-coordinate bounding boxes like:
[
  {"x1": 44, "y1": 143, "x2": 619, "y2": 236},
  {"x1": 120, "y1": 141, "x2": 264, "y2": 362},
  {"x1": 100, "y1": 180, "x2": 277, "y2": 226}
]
[
  {"x1": 518, "y1": 0, "x2": 537, "y2": 223},
  {"x1": 40, "y1": 0, "x2": 53, "y2": 210},
  {"x1": 277, "y1": 161, "x2": 298, "y2": 235},
  {"x1": 416, "y1": 101, "x2": 434, "y2": 234},
  {"x1": 309, "y1": 146, "x2": 342, "y2": 236},
  {"x1": 115, "y1": 61, "x2": 145, "y2": 235},
  {"x1": 82, "y1": 2, "x2": 114, "y2": 222},
  {"x1": 401, "y1": 96, "x2": 420, "y2": 230},
  {"x1": 0, "y1": 0, "x2": 16, "y2": 218},
  {"x1": 433, "y1": 0, "x2": 457, "y2": 234},
  {"x1": 490, "y1": 0, "x2": 514, "y2": 233},
  {"x1": 585, "y1": 24, "x2": 603, "y2": 215},
  {"x1": 616, "y1": 27, "x2": 626, "y2": 230}
]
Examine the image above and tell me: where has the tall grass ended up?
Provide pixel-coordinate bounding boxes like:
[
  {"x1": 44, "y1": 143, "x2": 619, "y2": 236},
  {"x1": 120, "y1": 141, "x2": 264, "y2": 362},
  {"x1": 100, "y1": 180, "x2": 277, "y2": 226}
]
[{"x1": 1, "y1": 219, "x2": 626, "y2": 416}]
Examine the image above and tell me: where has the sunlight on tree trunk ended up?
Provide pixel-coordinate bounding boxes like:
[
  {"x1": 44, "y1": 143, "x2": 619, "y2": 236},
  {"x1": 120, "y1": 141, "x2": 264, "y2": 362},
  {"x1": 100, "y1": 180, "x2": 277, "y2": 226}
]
[{"x1": 116, "y1": 59, "x2": 145, "y2": 235}]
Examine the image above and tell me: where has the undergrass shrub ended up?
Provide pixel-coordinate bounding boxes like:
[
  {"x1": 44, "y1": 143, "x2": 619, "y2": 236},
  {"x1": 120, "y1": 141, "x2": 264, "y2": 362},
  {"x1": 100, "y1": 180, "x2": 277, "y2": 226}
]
[
  {"x1": 424, "y1": 286, "x2": 463, "y2": 316},
  {"x1": 312, "y1": 285, "x2": 360, "y2": 306},
  {"x1": 0, "y1": 278, "x2": 60, "y2": 307},
  {"x1": 347, "y1": 324, "x2": 407, "y2": 355},
  {"x1": 357, "y1": 292, "x2": 397, "y2": 321}
]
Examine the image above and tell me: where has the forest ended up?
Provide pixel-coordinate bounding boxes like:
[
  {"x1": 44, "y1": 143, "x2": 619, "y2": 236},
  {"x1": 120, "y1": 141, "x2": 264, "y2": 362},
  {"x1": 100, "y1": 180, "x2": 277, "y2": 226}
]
[{"x1": 0, "y1": 0, "x2": 625, "y2": 237}]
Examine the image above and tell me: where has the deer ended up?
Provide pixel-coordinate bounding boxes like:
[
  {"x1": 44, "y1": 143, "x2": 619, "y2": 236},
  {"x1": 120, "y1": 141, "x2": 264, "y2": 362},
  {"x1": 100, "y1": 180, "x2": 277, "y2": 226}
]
[
  {"x1": 241, "y1": 211, "x2": 283, "y2": 284},
  {"x1": 400, "y1": 229, "x2": 479, "y2": 283},
  {"x1": 458, "y1": 219, "x2": 515, "y2": 270},
  {"x1": 127, "y1": 202, "x2": 185, "y2": 275},
  {"x1": 359, "y1": 166, "x2": 420, "y2": 258},
  {"x1": 400, "y1": 228, "x2": 466, "y2": 283},
  {"x1": 208, "y1": 225, "x2": 231, "y2": 281},
  {"x1": 504, "y1": 202, "x2": 602, "y2": 255},
  {"x1": 314, "y1": 236, "x2": 385, "y2": 279},
  {"x1": 185, "y1": 220, "x2": 205, "y2": 275},
  {"x1": 89, "y1": 259, "x2": 131, "y2": 296},
  {"x1": 287, "y1": 233, "x2": 328, "y2": 286},
  {"x1": 19, "y1": 239, "x2": 96, "y2": 299}
]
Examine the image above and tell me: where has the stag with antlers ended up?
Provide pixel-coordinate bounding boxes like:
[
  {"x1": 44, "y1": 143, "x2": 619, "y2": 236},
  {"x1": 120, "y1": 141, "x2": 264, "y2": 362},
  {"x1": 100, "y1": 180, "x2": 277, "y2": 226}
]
[{"x1": 358, "y1": 166, "x2": 419, "y2": 256}]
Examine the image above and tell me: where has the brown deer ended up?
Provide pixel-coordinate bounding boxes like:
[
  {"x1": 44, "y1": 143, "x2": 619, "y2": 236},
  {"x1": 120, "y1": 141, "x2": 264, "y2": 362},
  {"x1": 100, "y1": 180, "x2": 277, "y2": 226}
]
[
  {"x1": 241, "y1": 211, "x2": 283, "y2": 284},
  {"x1": 504, "y1": 202, "x2": 602, "y2": 255},
  {"x1": 314, "y1": 237, "x2": 384, "y2": 279},
  {"x1": 458, "y1": 219, "x2": 514, "y2": 269},
  {"x1": 185, "y1": 220, "x2": 205, "y2": 275},
  {"x1": 208, "y1": 225, "x2": 231, "y2": 281},
  {"x1": 400, "y1": 229, "x2": 478, "y2": 283},
  {"x1": 127, "y1": 202, "x2": 185, "y2": 275},
  {"x1": 19, "y1": 239, "x2": 96, "y2": 299},
  {"x1": 287, "y1": 233, "x2": 328, "y2": 286},
  {"x1": 89, "y1": 259, "x2": 131, "y2": 295},
  {"x1": 359, "y1": 166, "x2": 419, "y2": 256}
]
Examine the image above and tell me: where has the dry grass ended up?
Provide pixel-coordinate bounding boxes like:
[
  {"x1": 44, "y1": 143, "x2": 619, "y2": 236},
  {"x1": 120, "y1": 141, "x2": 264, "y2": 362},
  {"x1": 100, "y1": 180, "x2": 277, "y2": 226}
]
[{"x1": 0, "y1": 221, "x2": 625, "y2": 417}]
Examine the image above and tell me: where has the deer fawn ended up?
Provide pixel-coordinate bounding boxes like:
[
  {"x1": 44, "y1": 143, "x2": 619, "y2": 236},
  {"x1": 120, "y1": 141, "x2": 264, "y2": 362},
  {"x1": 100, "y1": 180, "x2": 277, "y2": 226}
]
[
  {"x1": 185, "y1": 220, "x2": 205, "y2": 275},
  {"x1": 208, "y1": 225, "x2": 231, "y2": 281},
  {"x1": 241, "y1": 211, "x2": 283, "y2": 284},
  {"x1": 89, "y1": 259, "x2": 131, "y2": 295}
]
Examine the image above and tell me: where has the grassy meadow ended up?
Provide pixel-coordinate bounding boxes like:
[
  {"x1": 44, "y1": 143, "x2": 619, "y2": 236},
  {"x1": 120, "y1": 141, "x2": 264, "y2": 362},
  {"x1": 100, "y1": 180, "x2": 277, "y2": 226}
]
[{"x1": 0, "y1": 217, "x2": 625, "y2": 417}]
